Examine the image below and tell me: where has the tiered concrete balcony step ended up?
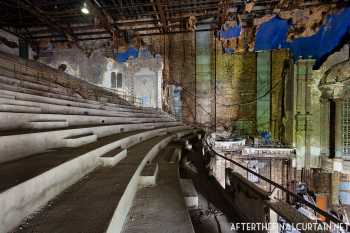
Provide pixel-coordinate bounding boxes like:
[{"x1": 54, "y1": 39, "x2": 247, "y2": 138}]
[
  {"x1": 121, "y1": 143, "x2": 195, "y2": 233},
  {"x1": 0, "y1": 130, "x2": 147, "y2": 194},
  {"x1": 63, "y1": 132, "x2": 98, "y2": 147},
  {"x1": 139, "y1": 162, "x2": 159, "y2": 187},
  {"x1": 0, "y1": 121, "x2": 171, "y2": 137},
  {"x1": 179, "y1": 179, "x2": 199, "y2": 209},
  {"x1": 0, "y1": 104, "x2": 41, "y2": 113},
  {"x1": 0, "y1": 75, "x2": 70, "y2": 96},
  {"x1": 0, "y1": 89, "x2": 158, "y2": 114},
  {"x1": 0, "y1": 122, "x2": 181, "y2": 164},
  {"x1": 100, "y1": 147, "x2": 127, "y2": 167},
  {"x1": 0, "y1": 126, "x2": 188, "y2": 233},
  {"x1": 0, "y1": 94, "x2": 15, "y2": 99},
  {"x1": 0, "y1": 112, "x2": 173, "y2": 132},
  {"x1": 25, "y1": 120, "x2": 69, "y2": 130},
  {"x1": 0, "y1": 98, "x2": 163, "y2": 118},
  {"x1": 12, "y1": 136, "x2": 168, "y2": 233},
  {"x1": 0, "y1": 82, "x2": 81, "y2": 102}
]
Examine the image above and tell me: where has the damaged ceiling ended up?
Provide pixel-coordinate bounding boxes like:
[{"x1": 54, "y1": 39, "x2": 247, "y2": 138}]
[
  {"x1": 0, "y1": 0, "x2": 347, "y2": 42},
  {"x1": 0, "y1": 0, "x2": 349, "y2": 64}
]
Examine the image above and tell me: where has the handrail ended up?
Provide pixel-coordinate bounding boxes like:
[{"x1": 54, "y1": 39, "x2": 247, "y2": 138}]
[{"x1": 203, "y1": 136, "x2": 346, "y2": 227}]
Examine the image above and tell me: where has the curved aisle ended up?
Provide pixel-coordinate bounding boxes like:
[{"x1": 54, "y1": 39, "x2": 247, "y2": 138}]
[{"x1": 121, "y1": 141, "x2": 195, "y2": 233}]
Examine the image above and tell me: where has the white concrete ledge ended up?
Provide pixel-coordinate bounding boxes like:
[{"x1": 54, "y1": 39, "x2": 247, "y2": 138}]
[
  {"x1": 0, "y1": 98, "x2": 162, "y2": 118},
  {"x1": 0, "y1": 75, "x2": 69, "y2": 96},
  {"x1": 139, "y1": 163, "x2": 159, "y2": 187},
  {"x1": 0, "y1": 112, "x2": 173, "y2": 131},
  {"x1": 0, "y1": 125, "x2": 188, "y2": 233},
  {"x1": 0, "y1": 89, "x2": 158, "y2": 114},
  {"x1": 101, "y1": 149, "x2": 128, "y2": 167},
  {"x1": 0, "y1": 82, "x2": 81, "y2": 103},
  {"x1": 179, "y1": 179, "x2": 199, "y2": 209},
  {"x1": 63, "y1": 134, "x2": 98, "y2": 148},
  {"x1": 25, "y1": 120, "x2": 69, "y2": 130},
  {"x1": 0, "y1": 122, "x2": 181, "y2": 164},
  {"x1": 0, "y1": 104, "x2": 41, "y2": 113}
]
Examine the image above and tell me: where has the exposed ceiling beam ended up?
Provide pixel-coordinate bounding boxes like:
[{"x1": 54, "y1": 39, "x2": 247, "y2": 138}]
[
  {"x1": 51, "y1": 28, "x2": 213, "y2": 42},
  {"x1": 152, "y1": 0, "x2": 168, "y2": 33},
  {"x1": 16, "y1": 0, "x2": 81, "y2": 47},
  {"x1": 30, "y1": 21, "x2": 217, "y2": 40},
  {"x1": 85, "y1": 0, "x2": 118, "y2": 35}
]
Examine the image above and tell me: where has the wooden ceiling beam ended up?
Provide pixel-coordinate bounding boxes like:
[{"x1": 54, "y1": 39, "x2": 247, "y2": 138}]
[
  {"x1": 85, "y1": 0, "x2": 118, "y2": 35},
  {"x1": 153, "y1": 0, "x2": 168, "y2": 33},
  {"x1": 16, "y1": 0, "x2": 81, "y2": 46}
]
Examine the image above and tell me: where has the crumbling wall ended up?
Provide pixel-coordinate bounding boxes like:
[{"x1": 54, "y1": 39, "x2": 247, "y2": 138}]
[
  {"x1": 38, "y1": 45, "x2": 109, "y2": 84},
  {"x1": 271, "y1": 49, "x2": 290, "y2": 141},
  {"x1": 215, "y1": 49, "x2": 257, "y2": 134},
  {"x1": 196, "y1": 31, "x2": 213, "y2": 126},
  {"x1": 168, "y1": 32, "x2": 196, "y2": 123}
]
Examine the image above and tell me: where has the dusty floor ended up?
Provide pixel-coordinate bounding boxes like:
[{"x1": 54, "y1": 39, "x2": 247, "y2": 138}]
[
  {"x1": 13, "y1": 136, "x2": 164, "y2": 233},
  {"x1": 122, "y1": 143, "x2": 195, "y2": 233}
]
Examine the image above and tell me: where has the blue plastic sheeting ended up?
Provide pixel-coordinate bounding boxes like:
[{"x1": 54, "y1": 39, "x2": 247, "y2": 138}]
[
  {"x1": 255, "y1": 17, "x2": 289, "y2": 50},
  {"x1": 287, "y1": 7, "x2": 350, "y2": 64},
  {"x1": 255, "y1": 8, "x2": 350, "y2": 65},
  {"x1": 218, "y1": 24, "x2": 241, "y2": 39},
  {"x1": 116, "y1": 47, "x2": 139, "y2": 63}
]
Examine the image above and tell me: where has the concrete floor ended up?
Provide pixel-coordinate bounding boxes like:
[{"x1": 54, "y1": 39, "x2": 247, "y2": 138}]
[
  {"x1": 12, "y1": 136, "x2": 165, "y2": 233},
  {"x1": 121, "y1": 143, "x2": 195, "y2": 233}
]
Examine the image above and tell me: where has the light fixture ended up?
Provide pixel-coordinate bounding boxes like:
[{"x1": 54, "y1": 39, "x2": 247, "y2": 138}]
[{"x1": 81, "y1": 2, "x2": 89, "y2": 15}]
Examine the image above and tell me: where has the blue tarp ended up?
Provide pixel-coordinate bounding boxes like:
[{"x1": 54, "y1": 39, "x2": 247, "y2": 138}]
[
  {"x1": 218, "y1": 24, "x2": 241, "y2": 39},
  {"x1": 255, "y1": 7, "x2": 350, "y2": 66},
  {"x1": 255, "y1": 17, "x2": 289, "y2": 50},
  {"x1": 116, "y1": 47, "x2": 139, "y2": 63}
]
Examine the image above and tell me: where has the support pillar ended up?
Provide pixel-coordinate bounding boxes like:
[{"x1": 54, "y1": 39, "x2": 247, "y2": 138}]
[
  {"x1": 295, "y1": 59, "x2": 315, "y2": 170},
  {"x1": 335, "y1": 99, "x2": 343, "y2": 158},
  {"x1": 331, "y1": 171, "x2": 340, "y2": 206}
]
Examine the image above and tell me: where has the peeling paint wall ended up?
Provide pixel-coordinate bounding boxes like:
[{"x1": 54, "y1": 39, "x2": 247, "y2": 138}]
[
  {"x1": 167, "y1": 32, "x2": 196, "y2": 123},
  {"x1": 196, "y1": 31, "x2": 213, "y2": 126},
  {"x1": 39, "y1": 46, "x2": 108, "y2": 84},
  {"x1": 271, "y1": 49, "x2": 290, "y2": 141},
  {"x1": 215, "y1": 49, "x2": 257, "y2": 134},
  {"x1": 256, "y1": 51, "x2": 271, "y2": 133}
]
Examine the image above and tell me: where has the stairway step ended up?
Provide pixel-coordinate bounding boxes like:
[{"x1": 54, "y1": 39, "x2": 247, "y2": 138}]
[
  {"x1": 139, "y1": 162, "x2": 159, "y2": 187},
  {"x1": 25, "y1": 120, "x2": 69, "y2": 129},
  {"x1": 100, "y1": 147, "x2": 127, "y2": 167},
  {"x1": 179, "y1": 179, "x2": 199, "y2": 209},
  {"x1": 63, "y1": 133, "x2": 97, "y2": 148},
  {"x1": 0, "y1": 104, "x2": 41, "y2": 113}
]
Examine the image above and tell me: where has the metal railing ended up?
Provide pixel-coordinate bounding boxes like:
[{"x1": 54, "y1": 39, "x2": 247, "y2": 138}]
[
  {"x1": 101, "y1": 86, "x2": 144, "y2": 107},
  {"x1": 202, "y1": 136, "x2": 347, "y2": 227}
]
